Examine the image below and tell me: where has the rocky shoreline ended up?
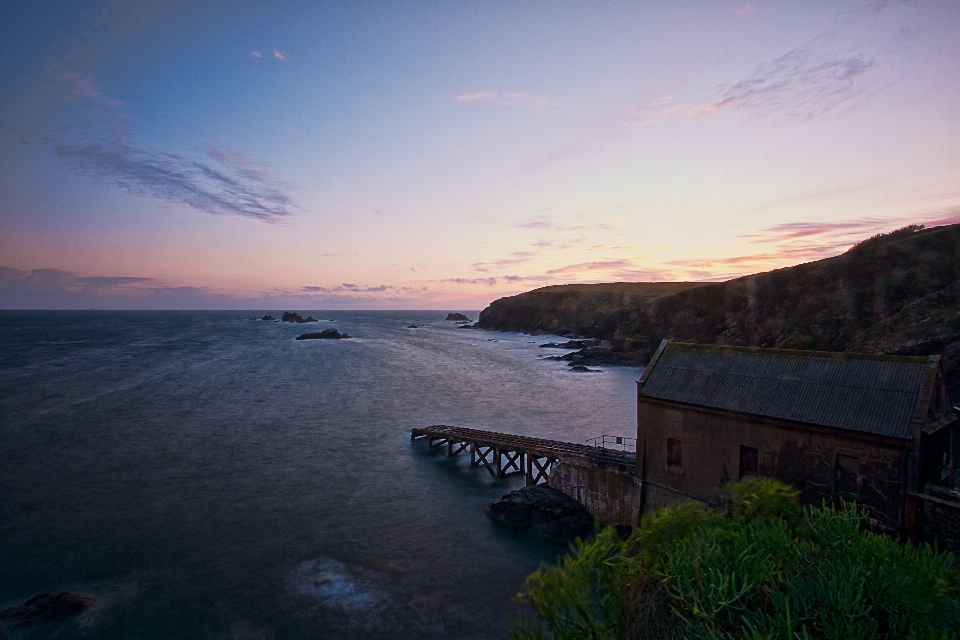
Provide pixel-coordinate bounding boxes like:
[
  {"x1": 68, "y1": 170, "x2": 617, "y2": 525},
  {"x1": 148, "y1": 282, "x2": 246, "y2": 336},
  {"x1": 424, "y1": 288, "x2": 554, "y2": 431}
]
[{"x1": 486, "y1": 485, "x2": 594, "y2": 544}]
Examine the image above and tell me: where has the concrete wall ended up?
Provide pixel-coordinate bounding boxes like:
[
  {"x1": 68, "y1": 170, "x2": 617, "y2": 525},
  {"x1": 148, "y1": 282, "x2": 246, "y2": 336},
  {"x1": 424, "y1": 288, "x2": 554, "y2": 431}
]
[
  {"x1": 638, "y1": 399, "x2": 910, "y2": 534},
  {"x1": 548, "y1": 460, "x2": 643, "y2": 527}
]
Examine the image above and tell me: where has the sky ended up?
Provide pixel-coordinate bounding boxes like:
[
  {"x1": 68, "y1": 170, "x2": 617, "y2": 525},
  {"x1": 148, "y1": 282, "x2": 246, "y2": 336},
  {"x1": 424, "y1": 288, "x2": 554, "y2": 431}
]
[{"x1": 1, "y1": 0, "x2": 959, "y2": 310}]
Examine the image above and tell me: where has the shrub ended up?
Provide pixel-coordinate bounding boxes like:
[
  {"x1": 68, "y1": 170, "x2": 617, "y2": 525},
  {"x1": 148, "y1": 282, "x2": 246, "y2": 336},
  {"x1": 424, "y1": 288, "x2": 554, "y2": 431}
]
[{"x1": 513, "y1": 479, "x2": 960, "y2": 640}]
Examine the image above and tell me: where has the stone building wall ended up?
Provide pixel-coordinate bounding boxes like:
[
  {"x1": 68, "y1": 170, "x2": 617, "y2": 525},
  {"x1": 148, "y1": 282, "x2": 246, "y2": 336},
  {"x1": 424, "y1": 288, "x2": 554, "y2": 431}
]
[
  {"x1": 638, "y1": 399, "x2": 911, "y2": 534},
  {"x1": 548, "y1": 460, "x2": 643, "y2": 527}
]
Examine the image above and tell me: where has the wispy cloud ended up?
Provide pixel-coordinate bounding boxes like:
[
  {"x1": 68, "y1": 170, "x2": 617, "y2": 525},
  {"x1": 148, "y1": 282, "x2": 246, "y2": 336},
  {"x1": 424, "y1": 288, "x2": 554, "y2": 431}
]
[
  {"x1": 440, "y1": 277, "x2": 498, "y2": 286},
  {"x1": 59, "y1": 72, "x2": 101, "y2": 99},
  {"x1": 544, "y1": 259, "x2": 635, "y2": 276},
  {"x1": 58, "y1": 72, "x2": 126, "y2": 108},
  {"x1": 623, "y1": 100, "x2": 691, "y2": 128},
  {"x1": 250, "y1": 50, "x2": 262, "y2": 59},
  {"x1": 513, "y1": 216, "x2": 553, "y2": 229},
  {"x1": 454, "y1": 91, "x2": 548, "y2": 108},
  {"x1": 472, "y1": 251, "x2": 536, "y2": 273},
  {"x1": 455, "y1": 91, "x2": 497, "y2": 103},
  {"x1": 749, "y1": 218, "x2": 891, "y2": 243},
  {"x1": 46, "y1": 136, "x2": 294, "y2": 222},
  {"x1": 699, "y1": 36, "x2": 881, "y2": 122},
  {"x1": 272, "y1": 49, "x2": 287, "y2": 62}
]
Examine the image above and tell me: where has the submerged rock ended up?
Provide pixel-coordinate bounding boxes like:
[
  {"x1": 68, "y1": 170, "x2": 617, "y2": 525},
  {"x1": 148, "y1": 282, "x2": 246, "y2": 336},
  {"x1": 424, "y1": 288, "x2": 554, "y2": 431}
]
[
  {"x1": 0, "y1": 591, "x2": 95, "y2": 625},
  {"x1": 445, "y1": 313, "x2": 470, "y2": 321},
  {"x1": 407, "y1": 324, "x2": 419, "y2": 328},
  {"x1": 569, "y1": 365, "x2": 600, "y2": 372},
  {"x1": 486, "y1": 485, "x2": 594, "y2": 544},
  {"x1": 458, "y1": 323, "x2": 478, "y2": 329},
  {"x1": 296, "y1": 329, "x2": 351, "y2": 340}
]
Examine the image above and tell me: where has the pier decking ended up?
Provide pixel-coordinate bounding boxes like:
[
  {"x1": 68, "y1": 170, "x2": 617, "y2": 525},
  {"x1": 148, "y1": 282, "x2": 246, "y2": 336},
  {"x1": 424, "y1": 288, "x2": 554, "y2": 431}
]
[{"x1": 411, "y1": 425, "x2": 636, "y2": 485}]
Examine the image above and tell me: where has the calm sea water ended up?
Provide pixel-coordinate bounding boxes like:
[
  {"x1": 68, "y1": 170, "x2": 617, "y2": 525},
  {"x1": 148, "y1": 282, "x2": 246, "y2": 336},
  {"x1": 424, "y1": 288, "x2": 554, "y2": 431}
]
[{"x1": 0, "y1": 311, "x2": 640, "y2": 639}]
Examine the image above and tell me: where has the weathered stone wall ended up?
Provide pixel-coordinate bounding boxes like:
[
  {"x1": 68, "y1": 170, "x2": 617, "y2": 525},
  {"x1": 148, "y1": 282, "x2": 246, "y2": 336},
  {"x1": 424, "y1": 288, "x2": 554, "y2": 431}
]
[
  {"x1": 920, "y1": 485, "x2": 960, "y2": 552},
  {"x1": 638, "y1": 399, "x2": 910, "y2": 534},
  {"x1": 548, "y1": 460, "x2": 643, "y2": 527}
]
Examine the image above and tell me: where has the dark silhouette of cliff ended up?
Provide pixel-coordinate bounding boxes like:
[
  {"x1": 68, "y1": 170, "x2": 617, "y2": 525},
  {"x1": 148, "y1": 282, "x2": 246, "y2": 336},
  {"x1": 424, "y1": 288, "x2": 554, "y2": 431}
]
[{"x1": 478, "y1": 223, "x2": 960, "y2": 396}]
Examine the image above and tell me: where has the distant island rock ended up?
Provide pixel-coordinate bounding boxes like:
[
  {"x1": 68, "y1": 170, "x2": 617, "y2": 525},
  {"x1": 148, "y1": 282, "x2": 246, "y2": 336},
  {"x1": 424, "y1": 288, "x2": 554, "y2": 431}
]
[
  {"x1": 486, "y1": 485, "x2": 594, "y2": 544},
  {"x1": 262, "y1": 315, "x2": 275, "y2": 321},
  {"x1": 282, "y1": 312, "x2": 318, "y2": 323},
  {"x1": 0, "y1": 591, "x2": 95, "y2": 626},
  {"x1": 296, "y1": 329, "x2": 351, "y2": 340},
  {"x1": 445, "y1": 313, "x2": 470, "y2": 321}
]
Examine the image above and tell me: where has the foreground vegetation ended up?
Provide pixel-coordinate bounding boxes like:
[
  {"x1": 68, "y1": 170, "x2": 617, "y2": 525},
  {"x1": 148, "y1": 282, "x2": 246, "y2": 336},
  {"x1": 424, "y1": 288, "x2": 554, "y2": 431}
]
[{"x1": 513, "y1": 479, "x2": 960, "y2": 639}]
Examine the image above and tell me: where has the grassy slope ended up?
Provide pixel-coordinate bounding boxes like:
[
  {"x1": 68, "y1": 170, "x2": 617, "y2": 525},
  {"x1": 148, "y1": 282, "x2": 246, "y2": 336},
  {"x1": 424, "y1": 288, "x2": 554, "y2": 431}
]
[{"x1": 476, "y1": 282, "x2": 707, "y2": 337}]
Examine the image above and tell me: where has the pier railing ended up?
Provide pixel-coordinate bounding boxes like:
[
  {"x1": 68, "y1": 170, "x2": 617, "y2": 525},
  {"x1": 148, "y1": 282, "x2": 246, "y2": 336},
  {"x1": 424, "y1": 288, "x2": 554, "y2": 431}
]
[
  {"x1": 411, "y1": 425, "x2": 636, "y2": 485},
  {"x1": 584, "y1": 434, "x2": 636, "y2": 452}
]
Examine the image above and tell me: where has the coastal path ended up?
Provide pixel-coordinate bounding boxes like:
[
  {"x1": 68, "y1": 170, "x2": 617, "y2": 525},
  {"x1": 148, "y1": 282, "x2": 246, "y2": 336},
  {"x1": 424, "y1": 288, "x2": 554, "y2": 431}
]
[{"x1": 411, "y1": 425, "x2": 635, "y2": 486}]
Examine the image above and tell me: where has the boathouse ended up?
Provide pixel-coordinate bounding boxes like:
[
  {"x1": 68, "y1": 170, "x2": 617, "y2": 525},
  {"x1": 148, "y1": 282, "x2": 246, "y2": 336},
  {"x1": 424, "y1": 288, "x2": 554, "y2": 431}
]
[{"x1": 636, "y1": 340, "x2": 957, "y2": 539}]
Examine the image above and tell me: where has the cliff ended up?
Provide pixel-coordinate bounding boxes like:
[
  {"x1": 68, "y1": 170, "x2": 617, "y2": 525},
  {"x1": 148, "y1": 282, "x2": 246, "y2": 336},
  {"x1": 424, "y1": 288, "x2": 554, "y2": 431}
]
[{"x1": 478, "y1": 223, "x2": 960, "y2": 396}]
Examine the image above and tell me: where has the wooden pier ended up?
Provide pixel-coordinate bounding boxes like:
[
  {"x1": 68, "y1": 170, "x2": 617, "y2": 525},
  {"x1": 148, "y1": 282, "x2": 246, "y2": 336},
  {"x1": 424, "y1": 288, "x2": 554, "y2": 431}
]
[{"x1": 411, "y1": 425, "x2": 636, "y2": 486}]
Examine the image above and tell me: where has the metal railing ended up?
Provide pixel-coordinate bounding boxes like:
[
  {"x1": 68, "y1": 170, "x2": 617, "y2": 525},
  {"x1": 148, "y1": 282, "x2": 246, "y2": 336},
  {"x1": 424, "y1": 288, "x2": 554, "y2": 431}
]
[{"x1": 584, "y1": 434, "x2": 636, "y2": 452}]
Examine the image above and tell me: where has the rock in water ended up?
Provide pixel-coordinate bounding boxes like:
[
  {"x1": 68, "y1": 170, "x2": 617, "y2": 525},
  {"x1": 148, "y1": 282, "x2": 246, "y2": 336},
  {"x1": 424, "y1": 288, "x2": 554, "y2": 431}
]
[
  {"x1": 407, "y1": 324, "x2": 418, "y2": 328},
  {"x1": 569, "y1": 365, "x2": 600, "y2": 372},
  {"x1": 0, "y1": 591, "x2": 95, "y2": 625},
  {"x1": 538, "y1": 339, "x2": 598, "y2": 349},
  {"x1": 262, "y1": 315, "x2": 275, "y2": 321},
  {"x1": 445, "y1": 313, "x2": 470, "y2": 321},
  {"x1": 486, "y1": 485, "x2": 594, "y2": 543},
  {"x1": 296, "y1": 329, "x2": 351, "y2": 340}
]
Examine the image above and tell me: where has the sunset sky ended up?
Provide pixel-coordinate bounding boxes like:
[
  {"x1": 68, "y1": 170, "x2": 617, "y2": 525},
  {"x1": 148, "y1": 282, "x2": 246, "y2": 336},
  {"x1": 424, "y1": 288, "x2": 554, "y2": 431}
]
[{"x1": 2, "y1": 0, "x2": 959, "y2": 309}]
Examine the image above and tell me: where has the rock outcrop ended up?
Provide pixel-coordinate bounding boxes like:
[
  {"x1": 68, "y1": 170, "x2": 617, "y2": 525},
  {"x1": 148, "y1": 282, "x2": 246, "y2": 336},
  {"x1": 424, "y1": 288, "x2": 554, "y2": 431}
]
[
  {"x1": 282, "y1": 312, "x2": 318, "y2": 323},
  {"x1": 0, "y1": 591, "x2": 95, "y2": 626},
  {"x1": 538, "y1": 339, "x2": 599, "y2": 349},
  {"x1": 296, "y1": 329, "x2": 351, "y2": 340},
  {"x1": 486, "y1": 485, "x2": 594, "y2": 543},
  {"x1": 445, "y1": 313, "x2": 470, "y2": 321},
  {"x1": 262, "y1": 315, "x2": 275, "y2": 321}
]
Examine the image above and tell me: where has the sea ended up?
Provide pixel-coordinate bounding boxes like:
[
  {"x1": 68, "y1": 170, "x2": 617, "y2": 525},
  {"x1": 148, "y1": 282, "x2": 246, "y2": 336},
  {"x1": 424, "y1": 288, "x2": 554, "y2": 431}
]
[{"x1": 0, "y1": 311, "x2": 641, "y2": 640}]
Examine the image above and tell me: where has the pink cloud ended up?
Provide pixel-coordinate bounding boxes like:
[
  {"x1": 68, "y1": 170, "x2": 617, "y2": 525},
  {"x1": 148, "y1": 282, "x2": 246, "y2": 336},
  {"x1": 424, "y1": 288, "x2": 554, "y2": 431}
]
[
  {"x1": 455, "y1": 91, "x2": 497, "y2": 103},
  {"x1": 251, "y1": 50, "x2": 262, "y2": 59},
  {"x1": 272, "y1": 49, "x2": 287, "y2": 62},
  {"x1": 693, "y1": 96, "x2": 737, "y2": 117},
  {"x1": 623, "y1": 101, "x2": 690, "y2": 128}
]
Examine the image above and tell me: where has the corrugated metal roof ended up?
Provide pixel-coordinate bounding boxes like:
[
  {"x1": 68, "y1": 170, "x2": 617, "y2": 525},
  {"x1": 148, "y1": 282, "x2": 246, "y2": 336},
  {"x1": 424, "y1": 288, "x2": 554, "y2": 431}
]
[{"x1": 639, "y1": 342, "x2": 932, "y2": 439}]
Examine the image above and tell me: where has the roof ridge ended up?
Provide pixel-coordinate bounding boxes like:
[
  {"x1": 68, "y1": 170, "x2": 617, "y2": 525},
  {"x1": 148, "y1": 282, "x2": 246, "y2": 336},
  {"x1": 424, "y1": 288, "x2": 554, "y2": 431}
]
[{"x1": 667, "y1": 341, "x2": 935, "y2": 363}]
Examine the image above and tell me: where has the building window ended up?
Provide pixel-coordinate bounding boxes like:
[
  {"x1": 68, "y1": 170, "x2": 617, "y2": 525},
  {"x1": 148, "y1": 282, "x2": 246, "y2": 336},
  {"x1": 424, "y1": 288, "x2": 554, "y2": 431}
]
[
  {"x1": 835, "y1": 454, "x2": 860, "y2": 495},
  {"x1": 667, "y1": 438, "x2": 682, "y2": 469},
  {"x1": 739, "y1": 446, "x2": 759, "y2": 478}
]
